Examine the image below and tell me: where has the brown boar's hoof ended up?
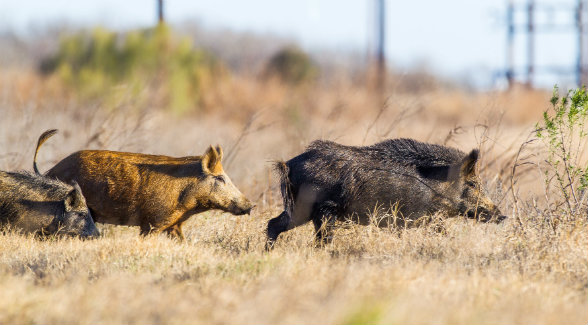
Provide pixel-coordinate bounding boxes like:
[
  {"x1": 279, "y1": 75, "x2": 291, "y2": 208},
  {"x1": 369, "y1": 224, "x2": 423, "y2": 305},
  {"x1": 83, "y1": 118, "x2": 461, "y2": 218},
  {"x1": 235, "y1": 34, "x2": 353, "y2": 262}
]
[
  {"x1": 164, "y1": 224, "x2": 185, "y2": 241},
  {"x1": 139, "y1": 225, "x2": 153, "y2": 237}
]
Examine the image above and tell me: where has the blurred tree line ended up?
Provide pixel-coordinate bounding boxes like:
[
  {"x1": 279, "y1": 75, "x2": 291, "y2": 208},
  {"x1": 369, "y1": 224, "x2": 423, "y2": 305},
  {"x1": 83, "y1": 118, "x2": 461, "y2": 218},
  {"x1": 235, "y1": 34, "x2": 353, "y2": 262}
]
[{"x1": 39, "y1": 24, "x2": 317, "y2": 113}]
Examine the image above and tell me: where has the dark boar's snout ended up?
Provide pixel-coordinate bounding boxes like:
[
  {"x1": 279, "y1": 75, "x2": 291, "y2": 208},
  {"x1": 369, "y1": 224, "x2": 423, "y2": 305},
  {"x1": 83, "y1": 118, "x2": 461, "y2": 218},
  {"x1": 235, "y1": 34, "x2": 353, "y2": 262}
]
[
  {"x1": 454, "y1": 149, "x2": 507, "y2": 225},
  {"x1": 465, "y1": 206, "x2": 507, "y2": 224},
  {"x1": 60, "y1": 183, "x2": 101, "y2": 238}
]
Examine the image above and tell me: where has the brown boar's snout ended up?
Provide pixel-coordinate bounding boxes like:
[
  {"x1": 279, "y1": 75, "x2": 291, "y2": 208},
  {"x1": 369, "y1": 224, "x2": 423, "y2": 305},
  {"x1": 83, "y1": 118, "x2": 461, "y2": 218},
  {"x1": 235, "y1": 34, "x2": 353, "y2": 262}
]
[{"x1": 230, "y1": 198, "x2": 255, "y2": 215}]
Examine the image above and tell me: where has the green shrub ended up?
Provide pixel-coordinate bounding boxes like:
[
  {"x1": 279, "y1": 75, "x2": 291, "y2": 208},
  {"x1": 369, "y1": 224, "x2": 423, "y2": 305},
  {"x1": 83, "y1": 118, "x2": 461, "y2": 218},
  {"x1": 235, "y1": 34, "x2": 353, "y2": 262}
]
[
  {"x1": 536, "y1": 86, "x2": 588, "y2": 218},
  {"x1": 264, "y1": 47, "x2": 318, "y2": 85},
  {"x1": 40, "y1": 24, "x2": 224, "y2": 112}
]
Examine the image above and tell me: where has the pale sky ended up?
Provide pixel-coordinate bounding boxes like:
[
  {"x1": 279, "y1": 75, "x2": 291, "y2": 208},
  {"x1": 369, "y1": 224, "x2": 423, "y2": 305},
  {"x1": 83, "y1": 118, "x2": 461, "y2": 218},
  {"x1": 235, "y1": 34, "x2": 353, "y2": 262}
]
[{"x1": 0, "y1": 0, "x2": 581, "y2": 89}]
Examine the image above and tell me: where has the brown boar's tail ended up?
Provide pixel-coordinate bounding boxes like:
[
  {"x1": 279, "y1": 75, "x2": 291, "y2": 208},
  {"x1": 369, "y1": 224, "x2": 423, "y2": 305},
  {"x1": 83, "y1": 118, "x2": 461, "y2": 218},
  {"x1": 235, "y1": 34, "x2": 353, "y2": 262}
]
[
  {"x1": 33, "y1": 129, "x2": 58, "y2": 175},
  {"x1": 274, "y1": 161, "x2": 294, "y2": 217}
]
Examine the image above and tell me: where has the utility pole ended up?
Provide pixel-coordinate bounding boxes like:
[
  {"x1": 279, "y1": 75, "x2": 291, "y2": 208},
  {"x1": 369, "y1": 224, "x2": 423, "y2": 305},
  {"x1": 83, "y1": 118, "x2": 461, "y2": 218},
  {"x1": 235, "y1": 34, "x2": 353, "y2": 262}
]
[
  {"x1": 526, "y1": 0, "x2": 535, "y2": 88},
  {"x1": 576, "y1": 0, "x2": 587, "y2": 86},
  {"x1": 506, "y1": 0, "x2": 515, "y2": 88},
  {"x1": 157, "y1": 0, "x2": 165, "y2": 24},
  {"x1": 376, "y1": 0, "x2": 386, "y2": 92}
]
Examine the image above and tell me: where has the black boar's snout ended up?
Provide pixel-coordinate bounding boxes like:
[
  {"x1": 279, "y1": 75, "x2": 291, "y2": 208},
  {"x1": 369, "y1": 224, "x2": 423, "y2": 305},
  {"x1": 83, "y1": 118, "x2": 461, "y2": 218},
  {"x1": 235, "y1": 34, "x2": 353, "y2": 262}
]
[
  {"x1": 474, "y1": 210, "x2": 507, "y2": 224},
  {"x1": 86, "y1": 225, "x2": 101, "y2": 239}
]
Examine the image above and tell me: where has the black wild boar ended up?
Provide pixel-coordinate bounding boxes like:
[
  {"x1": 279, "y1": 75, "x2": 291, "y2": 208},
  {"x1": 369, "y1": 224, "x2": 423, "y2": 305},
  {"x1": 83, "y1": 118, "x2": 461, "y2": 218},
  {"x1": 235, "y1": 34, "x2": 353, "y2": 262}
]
[
  {"x1": 1, "y1": 137, "x2": 99, "y2": 238},
  {"x1": 267, "y1": 138, "x2": 506, "y2": 248},
  {"x1": 35, "y1": 130, "x2": 253, "y2": 240}
]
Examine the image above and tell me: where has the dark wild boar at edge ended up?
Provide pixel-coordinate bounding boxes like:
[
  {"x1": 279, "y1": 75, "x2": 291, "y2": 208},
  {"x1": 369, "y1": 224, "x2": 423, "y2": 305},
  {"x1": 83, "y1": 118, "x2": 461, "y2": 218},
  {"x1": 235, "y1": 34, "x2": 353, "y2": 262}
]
[{"x1": 0, "y1": 130, "x2": 99, "y2": 238}]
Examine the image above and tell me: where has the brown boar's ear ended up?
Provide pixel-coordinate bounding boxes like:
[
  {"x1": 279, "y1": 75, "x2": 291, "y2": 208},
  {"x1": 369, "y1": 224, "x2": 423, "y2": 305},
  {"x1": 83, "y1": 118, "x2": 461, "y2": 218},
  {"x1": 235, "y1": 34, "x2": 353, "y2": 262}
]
[
  {"x1": 64, "y1": 182, "x2": 86, "y2": 212},
  {"x1": 201, "y1": 145, "x2": 221, "y2": 174},
  {"x1": 215, "y1": 145, "x2": 223, "y2": 162},
  {"x1": 459, "y1": 149, "x2": 479, "y2": 179}
]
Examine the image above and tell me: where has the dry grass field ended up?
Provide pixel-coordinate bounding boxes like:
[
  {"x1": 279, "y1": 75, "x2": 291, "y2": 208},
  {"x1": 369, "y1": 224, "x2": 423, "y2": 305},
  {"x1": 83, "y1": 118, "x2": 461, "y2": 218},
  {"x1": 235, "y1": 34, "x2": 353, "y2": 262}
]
[{"x1": 0, "y1": 66, "x2": 587, "y2": 324}]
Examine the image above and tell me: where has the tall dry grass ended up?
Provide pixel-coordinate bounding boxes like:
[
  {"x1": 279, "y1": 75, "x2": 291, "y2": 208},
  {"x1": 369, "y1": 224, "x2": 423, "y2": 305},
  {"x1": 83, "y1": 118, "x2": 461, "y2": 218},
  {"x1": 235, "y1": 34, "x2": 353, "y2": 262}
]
[{"x1": 0, "y1": 67, "x2": 586, "y2": 324}]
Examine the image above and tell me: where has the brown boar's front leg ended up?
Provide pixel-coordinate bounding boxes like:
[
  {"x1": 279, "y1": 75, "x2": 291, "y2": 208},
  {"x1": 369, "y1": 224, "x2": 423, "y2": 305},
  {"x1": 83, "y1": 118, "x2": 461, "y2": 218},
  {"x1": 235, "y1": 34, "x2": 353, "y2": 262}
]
[
  {"x1": 162, "y1": 210, "x2": 196, "y2": 241},
  {"x1": 164, "y1": 223, "x2": 185, "y2": 241},
  {"x1": 139, "y1": 222, "x2": 184, "y2": 240},
  {"x1": 138, "y1": 210, "x2": 188, "y2": 240}
]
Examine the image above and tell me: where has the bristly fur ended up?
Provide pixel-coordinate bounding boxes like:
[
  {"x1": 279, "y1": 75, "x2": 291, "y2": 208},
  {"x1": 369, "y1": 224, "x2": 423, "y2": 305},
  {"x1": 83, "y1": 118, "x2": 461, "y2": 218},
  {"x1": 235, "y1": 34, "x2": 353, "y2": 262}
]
[
  {"x1": 0, "y1": 169, "x2": 98, "y2": 237},
  {"x1": 266, "y1": 138, "x2": 504, "y2": 247},
  {"x1": 2, "y1": 170, "x2": 72, "y2": 196},
  {"x1": 307, "y1": 138, "x2": 466, "y2": 168}
]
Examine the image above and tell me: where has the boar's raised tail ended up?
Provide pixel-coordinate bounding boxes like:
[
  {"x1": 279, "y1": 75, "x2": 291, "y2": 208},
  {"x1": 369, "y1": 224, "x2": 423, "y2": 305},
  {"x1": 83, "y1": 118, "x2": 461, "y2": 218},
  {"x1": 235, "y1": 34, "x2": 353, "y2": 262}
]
[
  {"x1": 275, "y1": 161, "x2": 293, "y2": 217},
  {"x1": 33, "y1": 129, "x2": 58, "y2": 175}
]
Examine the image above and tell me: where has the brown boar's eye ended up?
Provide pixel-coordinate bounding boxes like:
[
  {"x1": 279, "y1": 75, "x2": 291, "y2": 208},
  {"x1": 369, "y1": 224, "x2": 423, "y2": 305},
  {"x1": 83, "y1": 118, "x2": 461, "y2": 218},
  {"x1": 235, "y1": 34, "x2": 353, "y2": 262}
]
[
  {"x1": 465, "y1": 181, "x2": 476, "y2": 188},
  {"x1": 215, "y1": 176, "x2": 226, "y2": 184}
]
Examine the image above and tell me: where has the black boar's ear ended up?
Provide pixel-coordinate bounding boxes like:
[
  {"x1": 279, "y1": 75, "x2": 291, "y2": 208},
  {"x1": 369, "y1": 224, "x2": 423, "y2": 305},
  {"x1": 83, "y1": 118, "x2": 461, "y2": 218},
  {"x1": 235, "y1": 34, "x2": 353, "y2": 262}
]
[
  {"x1": 64, "y1": 182, "x2": 85, "y2": 212},
  {"x1": 201, "y1": 145, "x2": 220, "y2": 174},
  {"x1": 460, "y1": 149, "x2": 479, "y2": 179}
]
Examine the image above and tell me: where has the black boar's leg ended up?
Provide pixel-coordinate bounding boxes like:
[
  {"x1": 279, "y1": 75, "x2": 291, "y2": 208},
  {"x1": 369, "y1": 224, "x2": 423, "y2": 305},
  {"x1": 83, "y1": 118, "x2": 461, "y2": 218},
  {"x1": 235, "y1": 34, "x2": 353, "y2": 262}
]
[
  {"x1": 265, "y1": 210, "x2": 290, "y2": 250},
  {"x1": 312, "y1": 201, "x2": 338, "y2": 246}
]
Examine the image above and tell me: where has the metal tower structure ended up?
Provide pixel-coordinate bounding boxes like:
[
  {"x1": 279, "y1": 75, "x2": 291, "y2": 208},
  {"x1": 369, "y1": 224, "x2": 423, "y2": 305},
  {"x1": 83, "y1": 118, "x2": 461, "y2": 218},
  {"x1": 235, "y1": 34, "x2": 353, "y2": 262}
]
[{"x1": 505, "y1": 0, "x2": 588, "y2": 88}]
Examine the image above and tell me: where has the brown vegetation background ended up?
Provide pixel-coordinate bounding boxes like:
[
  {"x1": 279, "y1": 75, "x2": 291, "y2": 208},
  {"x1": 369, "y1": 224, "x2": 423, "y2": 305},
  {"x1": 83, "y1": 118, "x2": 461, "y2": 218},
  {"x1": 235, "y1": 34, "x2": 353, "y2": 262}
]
[{"x1": 0, "y1": 28, "x2": 586, "y2": 324}]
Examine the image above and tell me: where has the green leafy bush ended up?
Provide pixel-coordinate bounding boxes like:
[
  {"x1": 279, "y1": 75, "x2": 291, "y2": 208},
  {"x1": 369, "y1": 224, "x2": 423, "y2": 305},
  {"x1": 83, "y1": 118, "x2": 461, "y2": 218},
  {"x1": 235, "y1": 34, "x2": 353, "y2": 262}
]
[
  {"x1": 536, "y1": 86, "x2": 588, "y2": 218},
  {"x1": 40, "y1": 24, "x2": 224, "y2": 112},
  {"x1": 264, "y1": 47, "x2": 318, "y2": 85}
]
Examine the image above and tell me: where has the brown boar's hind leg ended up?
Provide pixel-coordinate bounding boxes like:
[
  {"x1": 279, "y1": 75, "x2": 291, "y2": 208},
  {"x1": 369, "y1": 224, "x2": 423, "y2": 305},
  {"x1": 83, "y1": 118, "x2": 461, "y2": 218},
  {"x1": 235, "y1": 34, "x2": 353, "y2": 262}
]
[{"x1": 164, "y1": 223, "x2": 185, "y2": 241}]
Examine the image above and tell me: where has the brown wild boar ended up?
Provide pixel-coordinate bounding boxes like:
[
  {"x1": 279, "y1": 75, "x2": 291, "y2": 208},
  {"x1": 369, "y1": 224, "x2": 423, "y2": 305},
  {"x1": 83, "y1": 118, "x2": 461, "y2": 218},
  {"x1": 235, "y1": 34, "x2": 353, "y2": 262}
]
[{"x1": 35, "y1": 130, "x2": 253, "y2": 240}]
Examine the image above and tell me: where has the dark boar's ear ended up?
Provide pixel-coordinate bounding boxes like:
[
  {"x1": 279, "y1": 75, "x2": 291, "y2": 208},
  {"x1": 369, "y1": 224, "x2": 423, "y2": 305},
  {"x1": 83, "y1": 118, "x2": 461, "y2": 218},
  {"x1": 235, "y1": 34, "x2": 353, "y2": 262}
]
[
  {"x1": 201, "y1": 145, "x2": 221, "y2": 174},
  {"x1": 459, "y1": 149, "x2": 479, "y2": 179},
  {"x1": 64, "y1": 182, "x2": 85, "y2": 212}
]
